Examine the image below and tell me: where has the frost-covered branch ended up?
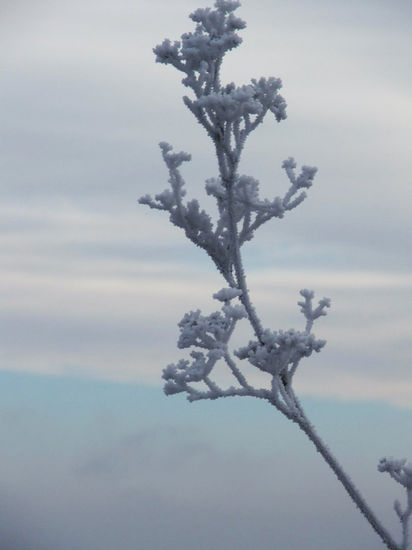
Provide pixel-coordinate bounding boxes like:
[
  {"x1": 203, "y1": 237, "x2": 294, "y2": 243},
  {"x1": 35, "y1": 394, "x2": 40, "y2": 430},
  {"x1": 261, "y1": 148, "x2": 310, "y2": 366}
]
[
  {"x1": 234, "y1": 289, "x2": 328, "y2": 399},
  {"x1": 161, "y1": 287, "x2": 328, "y2": 415},
  {"x1": 139, "y1": 2, "x2": 409, "y2": 549},
  {"x1": 141, "y1": 2, "x2": 313, "y2": 283},
  {"x1": 139, "y1": 142, "x2": 233, "y2": 280},
  {"x1": 162, "y1": 288, "x2": 250, "y2": 398},
  {"x1": 379, "y1": 458, "x2": 412, "y2": 550}
]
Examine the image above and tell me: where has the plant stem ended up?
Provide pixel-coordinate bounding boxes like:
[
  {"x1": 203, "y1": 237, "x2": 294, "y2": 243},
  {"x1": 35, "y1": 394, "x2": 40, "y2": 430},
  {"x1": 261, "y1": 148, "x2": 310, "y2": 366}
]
[
  {"x1": 217, "y1": 130, "x2": 402, "y2": 550},
  {"x1": 222, "y1": 150, "x2": 400, "y2": 550},
  {"x1": 402, "y1": 492, "x2": 412, "y2": 550},
  {"x1": 225, "y1": 171, "x2": 264, "y2": 340},
  {"x1": 293, "y1": 405, "x2": 401, "y2": 550}
]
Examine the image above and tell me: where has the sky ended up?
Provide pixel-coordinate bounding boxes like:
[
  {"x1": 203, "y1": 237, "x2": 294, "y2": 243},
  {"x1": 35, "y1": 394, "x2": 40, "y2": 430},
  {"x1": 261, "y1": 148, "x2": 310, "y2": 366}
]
[{"x1": 1, "y1": 0, "x2": 412, "y2": 548}]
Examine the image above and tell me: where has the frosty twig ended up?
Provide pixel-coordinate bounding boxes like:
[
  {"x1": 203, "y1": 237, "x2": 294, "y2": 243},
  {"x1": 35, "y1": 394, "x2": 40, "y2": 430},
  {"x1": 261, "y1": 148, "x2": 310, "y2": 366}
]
[{"x1": 140, "y1": 2, "x2": 410, "y2": 548}]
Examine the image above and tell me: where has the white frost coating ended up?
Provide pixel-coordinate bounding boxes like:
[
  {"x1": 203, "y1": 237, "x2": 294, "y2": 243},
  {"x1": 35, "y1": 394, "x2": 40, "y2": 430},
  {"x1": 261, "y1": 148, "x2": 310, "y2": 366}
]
[
  {"x1": 139, "y1": 2, "x2": 410, "y2": 550},
  {"x1": 235, "y1": 328, "x2": 326, "y2": 377},
  {"x1": 213, "y1": 287, "x2": 242, "y2": 301},
  {"x1": 378, "y1": 458, "x2": 412, "y2": 550}
]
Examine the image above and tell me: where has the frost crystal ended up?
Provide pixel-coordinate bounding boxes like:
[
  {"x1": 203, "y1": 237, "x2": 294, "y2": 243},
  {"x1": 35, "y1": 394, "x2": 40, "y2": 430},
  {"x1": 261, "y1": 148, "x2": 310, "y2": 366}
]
[
  {"x1": 378, "y1": 457, "x2": 412, "y2": 488},
  {"x1": 140, "y1": 3, "x2": 410, "y2": 549},
  {"x1": 235, "y1": 328, "x2": 325, "y2": 376},
  {"x1": 213, "y1": 287, "x2": 242, "y2": 301},
  {"x1": 143, "y1": 0, "x2": 328, "y2": 412}
]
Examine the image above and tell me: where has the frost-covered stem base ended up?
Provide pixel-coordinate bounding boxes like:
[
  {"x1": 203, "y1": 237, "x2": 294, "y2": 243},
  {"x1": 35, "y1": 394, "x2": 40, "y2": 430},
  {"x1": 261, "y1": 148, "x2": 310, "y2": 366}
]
[{"x1": 292, "y1": 404, "x2": 401, "y2": 550}]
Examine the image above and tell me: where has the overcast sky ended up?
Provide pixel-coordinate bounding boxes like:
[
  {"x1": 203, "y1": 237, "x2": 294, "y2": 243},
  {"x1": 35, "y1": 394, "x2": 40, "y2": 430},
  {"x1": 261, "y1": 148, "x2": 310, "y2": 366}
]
[
  {"x1": 2, "y1": 0, "x2": 412, "y2": 404},
  {"x1": 1, "y1": 0, "x2": 412, "y2": 548}
]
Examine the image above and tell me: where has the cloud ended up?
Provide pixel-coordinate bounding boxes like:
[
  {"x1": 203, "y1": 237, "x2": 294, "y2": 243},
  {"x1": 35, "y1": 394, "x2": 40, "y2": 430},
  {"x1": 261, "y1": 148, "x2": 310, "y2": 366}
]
[
  {"x1": 74, "y1": 424, "x2": 212, "y2": 478},
  {"x1": 1, "y1": 251, "x2": 411, "y2": 408},
  {"x1": 1, "y1": 3, "x2": 411, "y2": 549},
  {"x1": 0, "y1": 485, "x2": 56, "y2": 550},
  {"x1": 1, "y1": 0, "x2": 411, "y2": 410},
  {"x1": 0, "y1": 397, "x2": 406, "y2": 550}
]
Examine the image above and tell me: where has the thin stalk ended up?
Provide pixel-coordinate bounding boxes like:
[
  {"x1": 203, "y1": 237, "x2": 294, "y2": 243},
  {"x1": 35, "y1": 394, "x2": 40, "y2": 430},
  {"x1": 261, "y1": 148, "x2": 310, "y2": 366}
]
[
  {"x1": 216, "y1": 129, "x2": 400, "y2": 550},
  {"x1": 221, "y1": 154, "x2": 264, "y2": 340},
  {"x1": 293, "y1": 407, "x2": 400, "y2": 550},
  {"x1": 402, "y1": 493, "x2": 412, "y2": 550}
]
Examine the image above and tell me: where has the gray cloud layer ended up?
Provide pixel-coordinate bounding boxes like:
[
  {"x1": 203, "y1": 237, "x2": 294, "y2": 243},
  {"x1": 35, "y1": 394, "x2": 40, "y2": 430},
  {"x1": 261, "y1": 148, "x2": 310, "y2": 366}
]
[
  {"x1": 1, "y1": 390, "x2": 410, "y2": 550},
  {"x1": 1, "y1": 0, "x2": 412, "y2": 406}
]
